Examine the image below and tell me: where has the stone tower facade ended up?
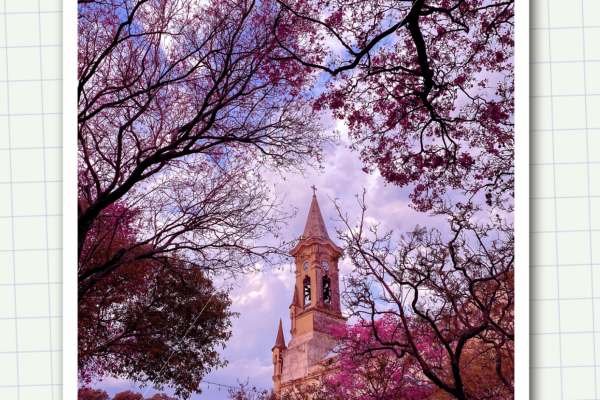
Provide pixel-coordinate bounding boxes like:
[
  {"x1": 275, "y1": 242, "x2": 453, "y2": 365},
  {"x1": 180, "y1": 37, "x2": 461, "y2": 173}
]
[{"x1": 272, "y1": 190, "x2": 347, "y2": 393}]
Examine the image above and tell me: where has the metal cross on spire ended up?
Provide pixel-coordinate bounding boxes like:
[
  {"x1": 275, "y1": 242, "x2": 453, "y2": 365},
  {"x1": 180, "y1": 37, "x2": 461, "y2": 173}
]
[{"x1": 311, "y1": 185, "x2": 317, "y2": 196}]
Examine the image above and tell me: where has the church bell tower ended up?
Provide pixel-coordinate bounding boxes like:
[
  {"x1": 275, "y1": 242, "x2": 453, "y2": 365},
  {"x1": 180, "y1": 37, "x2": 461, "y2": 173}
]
[{"x1": 272, "y1": 188, "x2": 346, "y2": 392}]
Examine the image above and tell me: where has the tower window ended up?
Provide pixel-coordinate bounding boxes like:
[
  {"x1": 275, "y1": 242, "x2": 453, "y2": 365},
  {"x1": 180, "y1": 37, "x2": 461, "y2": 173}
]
[
  {"x1": 323, "y1": 275, "x2": 331, "y2": 303},
  {"x1": 303, "y1": 276, "x2": 311, "y2": 305}
]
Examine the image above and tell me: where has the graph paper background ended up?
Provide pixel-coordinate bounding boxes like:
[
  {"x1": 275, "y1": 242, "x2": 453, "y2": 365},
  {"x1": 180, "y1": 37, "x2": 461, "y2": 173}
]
[
  {"x1": 1, "y1": 0, "x2": 598, "y2": 399},
  {"x1": 530, "y1": 0, "x2": 600, "y2": 399},
  {"x1": 0, "y1": 0, "x2": 63, "y2": 399}
]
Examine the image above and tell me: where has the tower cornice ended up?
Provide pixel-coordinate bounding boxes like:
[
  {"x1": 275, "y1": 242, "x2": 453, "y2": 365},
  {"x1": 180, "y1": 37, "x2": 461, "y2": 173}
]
[
  {"x1": 294, "y1": 305, "x2": 348, "y2": 322},
  {"x1": 289, "y1": 236, "x2": 342, "y2": 257}
]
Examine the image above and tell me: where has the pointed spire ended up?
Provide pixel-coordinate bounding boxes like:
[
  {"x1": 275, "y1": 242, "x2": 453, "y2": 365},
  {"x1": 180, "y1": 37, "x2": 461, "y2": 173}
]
[
  {"x1": 291, "y1": 286, "x2": 300, "y2": 308},
  {"x1": 274, "y1": 319, "x2": 286, "y2": 349},
  {"x1": 302, "y1": 190, "x2": 330, "y2": 239}
]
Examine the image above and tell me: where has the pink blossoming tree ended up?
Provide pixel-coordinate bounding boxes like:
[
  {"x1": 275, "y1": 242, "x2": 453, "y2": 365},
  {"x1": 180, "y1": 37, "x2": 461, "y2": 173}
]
[
  {"x1": 273, "y1": 0, "x2": 514, "y2": 213},
  {"x1": 78, "y1": 0, "x2": 332, "y2": 395},
  {"x1": 78, "y1": 199, "x2": 236, "y2": 398},
  {"x1": 330, "y1": 194, "x2": 514, "y2": 400},
  {"x1": 325, "y1": 315, "x2": 434, "y2": 399},
  {"x1": 269, "y1": 1, "x2": 515, "y2": 398}
]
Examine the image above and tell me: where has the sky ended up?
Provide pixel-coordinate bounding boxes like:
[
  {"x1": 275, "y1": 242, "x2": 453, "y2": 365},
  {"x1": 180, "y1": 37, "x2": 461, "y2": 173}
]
[{"x1": 95, "y1": 114, "x2": 451, "y2": 400}]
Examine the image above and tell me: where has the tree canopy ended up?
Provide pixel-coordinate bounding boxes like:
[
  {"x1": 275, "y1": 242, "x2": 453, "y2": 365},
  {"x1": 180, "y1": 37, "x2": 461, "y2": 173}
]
[{"x1": 78, "y1": 0, "x2": 514, "y2": 398}]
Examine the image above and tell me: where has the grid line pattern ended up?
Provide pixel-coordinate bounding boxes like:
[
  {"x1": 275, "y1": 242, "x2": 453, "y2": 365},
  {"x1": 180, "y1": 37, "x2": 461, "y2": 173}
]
[
  {"x1": 0, "y1": 0, "x2": 63, "y2": 399},
  {"x1": 530, "y1": 0, "x2": 600, "y2": 399}
]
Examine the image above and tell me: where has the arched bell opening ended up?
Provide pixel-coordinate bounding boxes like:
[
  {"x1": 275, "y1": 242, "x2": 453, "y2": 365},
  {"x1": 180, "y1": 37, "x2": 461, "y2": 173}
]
[
  {"x1": 323, "y1": 275, "x2": 331, "y2": 304},
  {"x1": 303, "y1": 276, "x2": 311, "y2": 307}
]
